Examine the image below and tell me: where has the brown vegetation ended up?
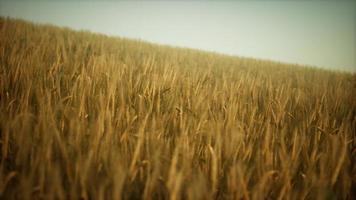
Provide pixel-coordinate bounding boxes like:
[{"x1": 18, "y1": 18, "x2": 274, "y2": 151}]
[{"x1": 0, "y1": 17, "x2": 355, "y2": 199}]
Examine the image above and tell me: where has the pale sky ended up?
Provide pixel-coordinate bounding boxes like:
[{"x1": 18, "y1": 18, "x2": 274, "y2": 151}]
[{"x1": 1, "y1": 1, "x2": 355, "y2": 72}]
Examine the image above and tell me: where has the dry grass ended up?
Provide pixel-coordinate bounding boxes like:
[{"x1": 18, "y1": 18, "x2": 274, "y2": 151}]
[{"x1": 0, "y1": 17, "x2": 355, "y2": 200}]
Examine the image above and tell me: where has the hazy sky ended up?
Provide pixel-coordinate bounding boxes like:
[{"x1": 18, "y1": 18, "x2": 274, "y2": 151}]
[{"x1": 1, "y1": 1, "x2": 355, "y2": 72}]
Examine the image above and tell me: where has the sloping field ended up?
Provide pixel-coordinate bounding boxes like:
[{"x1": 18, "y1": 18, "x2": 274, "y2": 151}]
[{"x1": 0, "y1": 17, "x2": 355, "y2": 199}]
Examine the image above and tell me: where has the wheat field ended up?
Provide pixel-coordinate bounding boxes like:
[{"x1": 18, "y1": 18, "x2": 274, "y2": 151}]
[{"x1": 0, "y1": 17, "x2": 355, "y2": 199}]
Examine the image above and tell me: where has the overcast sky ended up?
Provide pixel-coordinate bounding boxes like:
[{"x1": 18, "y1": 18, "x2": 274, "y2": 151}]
[{"x1": 1, "y1": 1, "x2": 355, "y2": 72}]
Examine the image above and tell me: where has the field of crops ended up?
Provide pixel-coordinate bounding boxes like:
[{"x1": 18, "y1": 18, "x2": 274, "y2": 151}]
[{"x1": 0, "y1": 18, "x2": 355, "y2": 199}]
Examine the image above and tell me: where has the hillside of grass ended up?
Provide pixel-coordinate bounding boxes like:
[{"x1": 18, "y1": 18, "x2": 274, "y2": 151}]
[{"x1": 0, "y1": 17, "x2": 355, "y2": 199}]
